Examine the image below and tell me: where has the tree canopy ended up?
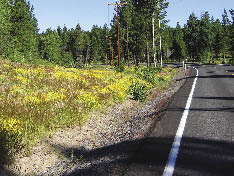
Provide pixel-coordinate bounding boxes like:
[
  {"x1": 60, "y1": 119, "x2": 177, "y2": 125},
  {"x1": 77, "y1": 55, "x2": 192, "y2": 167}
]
[{"x1": 0, "y1": 0, "x2": 233, "y2": 66}]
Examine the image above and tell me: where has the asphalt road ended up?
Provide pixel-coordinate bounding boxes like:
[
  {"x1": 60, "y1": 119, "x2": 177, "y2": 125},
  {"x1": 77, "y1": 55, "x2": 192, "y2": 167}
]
[{"x1": 124, "y1": 64, "x2": 234, "y2": 176}]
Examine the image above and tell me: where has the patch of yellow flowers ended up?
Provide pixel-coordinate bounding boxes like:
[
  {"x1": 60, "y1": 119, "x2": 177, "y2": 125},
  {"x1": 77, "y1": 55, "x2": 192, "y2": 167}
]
[
  {"x1": 107, "y1": 77, "x2": 132, "y2": 101},
  {"x1": 42, "y1": 91, "x2": 67, "y2": 102},
  {"x1": 24, "y1": 95, "x2": 41, "y2": 105},
  {"x1": 0, "y1": 59, "x2": 177, "y2": 155},
  {"x1": 24, "y1": 91, "x2": 67, "y2": 105},
  {"x1": 77, "y1": 91, "x2": 100, "y2": 109},
  {"x1": 0, "y1": 118, "x2": 23, "y2": 155}
]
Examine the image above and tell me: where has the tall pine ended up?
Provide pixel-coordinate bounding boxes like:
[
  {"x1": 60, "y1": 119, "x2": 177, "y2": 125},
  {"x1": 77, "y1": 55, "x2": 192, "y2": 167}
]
[
  {"x1": 222, "y1": 9, "x2": 231, "y2": 59},
  {"x1": 39, "y1": 29, "x2": 62, "y2": 64},
  {"x1": 0, "y1": 0, "x2": 11, "y2": 57},
  {"x1": 229, "y1": 10, "x2": 234, "y2": 59},
  {"x1": 170, "y1": 23, "x2": 186, "y2": 62},
  {"x1": 212, "y1": 19, "x2": 224, "y2": 59},
  {"x1": 184, "y1": 13, "x2": 200, "y2": 60},
  {"x1": 9, "y1": 0, "x2": 39, "y2": 62}
]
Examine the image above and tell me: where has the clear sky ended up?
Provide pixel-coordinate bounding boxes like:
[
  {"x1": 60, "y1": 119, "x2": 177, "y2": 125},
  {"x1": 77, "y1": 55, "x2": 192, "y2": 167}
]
[
  {"x1": 29, "y1": 0, "x2": 234, "y2": 32},
  {"x1": 167, "y1": 0, "x2": 234, "y2": 27}
]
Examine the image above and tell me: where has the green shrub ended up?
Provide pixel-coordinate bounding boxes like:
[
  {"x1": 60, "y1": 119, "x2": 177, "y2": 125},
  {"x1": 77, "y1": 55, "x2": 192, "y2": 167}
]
[
  {"x1": 129, "y1": 79, "x2": 151, "y2": 101},
  {"x1": 9, "y1": 50, "x2": 26, "y2": 63},
  {"x1": 136, "y1": 66, "x2": 162, "y2": 85}
]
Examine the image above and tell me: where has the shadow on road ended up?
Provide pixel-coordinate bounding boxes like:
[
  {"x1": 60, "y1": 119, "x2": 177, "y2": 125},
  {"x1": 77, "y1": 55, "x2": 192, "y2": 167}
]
[
  {"x1": 197, "y1": 75, "x2": 234, "y2": 79},
  {"x1": 206, "y1": 71, "x2": 215, "y2": 73},
  {"x1": 0, "y1": 167, "x2": 17, "y2": 176},
  {"x1": 167, "y1": 107, "x2": 234, "y2": 112},
  {"x1": 177, "y1": 74, "x2": 234, "y2": 81},
  {"x1": 49, "y1": 135, "x2": 234, "y2": 176},
  {"x1": 194, "y1": 96, "x2": 234, "y2": 101}
]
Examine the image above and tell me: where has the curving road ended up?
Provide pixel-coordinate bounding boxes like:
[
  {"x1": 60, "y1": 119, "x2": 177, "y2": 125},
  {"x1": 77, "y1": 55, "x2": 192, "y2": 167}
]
[{"x1": 124, "y1": 64, "x2": 234, "y2": 176}]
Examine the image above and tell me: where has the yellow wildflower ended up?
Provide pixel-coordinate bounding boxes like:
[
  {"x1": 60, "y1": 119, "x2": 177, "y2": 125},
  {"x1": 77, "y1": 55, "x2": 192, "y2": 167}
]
[
  {"x1": 77, "y1": 91, "x2": 100, "y2": 109},
  {"x1": 42, "y1": 91, "x2": 66, "y2": 102},
  {"x1": 24, "y1": 95, "x2": 41, "y2": 104},
  {"x1": 16, "y1": 76, "x2": 29, "y2": 85}
]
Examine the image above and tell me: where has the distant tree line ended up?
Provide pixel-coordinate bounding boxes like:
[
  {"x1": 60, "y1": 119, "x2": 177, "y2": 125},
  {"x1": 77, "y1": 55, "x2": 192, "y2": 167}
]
[
  {"x1": 0, "y1": 0, "x2": 234, "y2": 66},
  {"x1": 169, "y1": 9, "x2": 234, "y2": 63},
  {"x1": 0, "y1": 0, "x2": 169, "y2": 67}
]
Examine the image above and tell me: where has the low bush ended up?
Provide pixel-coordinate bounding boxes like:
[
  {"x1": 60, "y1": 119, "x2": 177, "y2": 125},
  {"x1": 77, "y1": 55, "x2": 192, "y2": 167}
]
[
  {"x1": 129, "y1": 79, "x2": 152, "y2": 101},
  {"x1": 136, "y1": 66, "x2": 162, "y2": 85}
]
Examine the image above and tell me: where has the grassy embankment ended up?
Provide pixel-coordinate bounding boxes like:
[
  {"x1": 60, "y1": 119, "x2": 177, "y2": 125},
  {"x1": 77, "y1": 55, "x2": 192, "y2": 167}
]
[{"x1": 0, "y1": 59, "x2": 177, "y2": 164}]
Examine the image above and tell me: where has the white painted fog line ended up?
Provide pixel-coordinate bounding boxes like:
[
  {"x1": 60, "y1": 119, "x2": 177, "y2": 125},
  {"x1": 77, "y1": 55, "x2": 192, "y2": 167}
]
[{"x1": 163, "y1": 67, "x2": 199, "y2": 176}]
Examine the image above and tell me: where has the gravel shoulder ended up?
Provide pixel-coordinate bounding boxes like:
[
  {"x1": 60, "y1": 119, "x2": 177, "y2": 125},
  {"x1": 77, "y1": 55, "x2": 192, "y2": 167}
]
[{"x1": 1, "y1": 67, "x2": 189, "y2": 176}]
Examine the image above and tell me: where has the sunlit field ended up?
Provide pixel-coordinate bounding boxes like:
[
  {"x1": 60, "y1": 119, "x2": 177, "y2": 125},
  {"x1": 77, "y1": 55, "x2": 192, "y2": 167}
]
[{"x1": 0, "y1": 59, "x2": 176, "y2": 158}]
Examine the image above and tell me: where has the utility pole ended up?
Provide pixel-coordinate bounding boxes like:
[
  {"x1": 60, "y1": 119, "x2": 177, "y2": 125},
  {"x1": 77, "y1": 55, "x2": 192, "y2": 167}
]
[{"x1": 108, "y1": 1, "x2": 127, "y2": 71}]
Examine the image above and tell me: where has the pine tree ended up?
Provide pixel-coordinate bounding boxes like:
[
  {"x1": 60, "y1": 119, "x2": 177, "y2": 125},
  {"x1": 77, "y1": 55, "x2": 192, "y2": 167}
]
[
  {"x1": 82, "y1": 31, "x2": 91, "y2": 65},
  {"x1": 119, "y1": 0, "x2": 133, "y2": 65},
  {"x1": 70, "y1": 24, "x2": 85, "y2": 63},
  {"x1": 39, "y1": 29, "x2": 62, "y2": 64},
  {"x1": 170, "y1": 23, "x2": 186, "y2": 62},
  {"x1": 100, "y1": 24, "x2": 110, "y2": 64},
  {"x1": 222, "y1": 9, "x2": 231, "y2": 59},
  {"x1": 212, "y1": 19, "x2": 224, "y2": 59},
  {"x1": 229, "y1": 10, "x2": 234, "y2": 59},
  {"x1": 57, "y1": 26, "x2": 62, "y2": 37},
  {"x1": 198, "y1": 12, "x2": 212, "y2": 60},
  {"x1": 162, "y1": 26, "x2": 173, "y2": 60},
  {"x1": 222, "y1": 9, "x2": 231, "y2": 27},
  {"x1": 9, "y1": 0, "x2": 39, "y2": 62},
  {"x1": 0, "y1": 0, "x2": 11, "y2": 57},
  {"x1": 60, "y1": 26, "x2": 70, "y2": 53},
  {"x1": 184, "y1": 13, "x2": 200, "y2": 60},
  {"x1": 89, "y1": 25, "x2": 102, "y2": 63}
]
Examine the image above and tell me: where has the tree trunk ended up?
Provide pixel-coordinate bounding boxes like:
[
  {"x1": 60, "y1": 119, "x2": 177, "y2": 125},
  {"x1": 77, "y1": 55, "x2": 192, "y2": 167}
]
[
  {"x1": 167, "y1": 48, "x2": 169, "y2": 60},
  {"x1": 106, "y1": 53, "x2": 108, "y2": 65},
  {"x1": 109, "y1": 39, "x2": 112, "y2": 65},
  {"x1": 152, "y1": 10, "x2": 157, "y2": 67},
  {"x1": 127, "y1": 25, "x2": 130, "y2": 67},
  {"x1": 85, "y1": 48, "x2": 89, "y2": 66},
  {"x1": 159, "y1": 19, "x2": 163, "y2": 67},
  {"x1": 147, "y1": 42, "x2": 150, "y2": 67},
  {"x1": 134, "y1": 54, "x2": 137, "y2": 67}
]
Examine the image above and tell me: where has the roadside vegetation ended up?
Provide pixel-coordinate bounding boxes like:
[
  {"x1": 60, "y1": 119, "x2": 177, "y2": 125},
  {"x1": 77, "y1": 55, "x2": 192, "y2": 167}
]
[{"x1": 0, "y1": 59, "x2": 176, "y2": 164}]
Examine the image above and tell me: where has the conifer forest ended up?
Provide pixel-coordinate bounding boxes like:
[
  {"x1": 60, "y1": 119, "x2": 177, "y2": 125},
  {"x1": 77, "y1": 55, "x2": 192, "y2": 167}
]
[{"x1": 0, "y1": 0, "x2": 233, "y2": 67}]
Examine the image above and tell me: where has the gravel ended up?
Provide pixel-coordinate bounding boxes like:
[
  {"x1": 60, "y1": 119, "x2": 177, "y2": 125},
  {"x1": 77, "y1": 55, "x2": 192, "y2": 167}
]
[{"x1": 1, "y1": 67, "x2": 189, "y2": 176}]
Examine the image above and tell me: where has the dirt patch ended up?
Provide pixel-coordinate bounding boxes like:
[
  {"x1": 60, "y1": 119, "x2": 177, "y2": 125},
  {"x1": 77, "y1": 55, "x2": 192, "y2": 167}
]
[{"x1": 1, "y1": 67, "x2": 190, "y2": 176}]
